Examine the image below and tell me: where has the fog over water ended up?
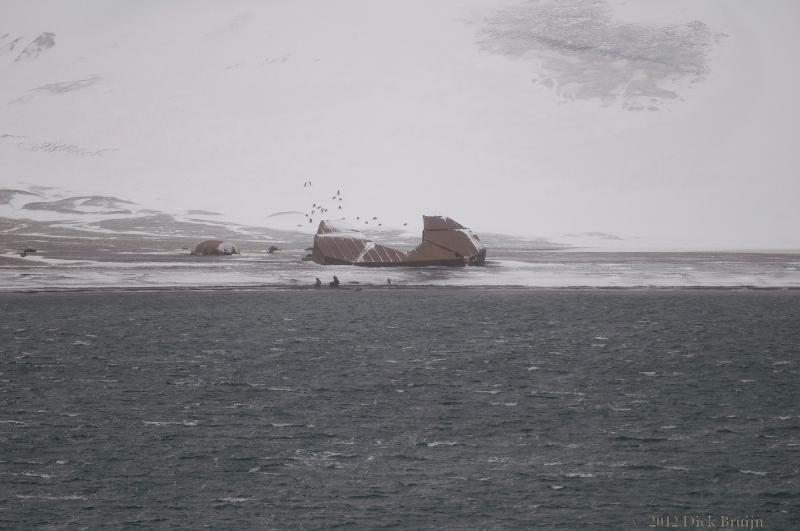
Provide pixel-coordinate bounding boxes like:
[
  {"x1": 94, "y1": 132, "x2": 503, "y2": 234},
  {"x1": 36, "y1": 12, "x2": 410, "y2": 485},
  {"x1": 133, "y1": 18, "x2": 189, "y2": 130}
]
[{"x1": 1, "y1": 0, "x2": 798, "y2": 249}]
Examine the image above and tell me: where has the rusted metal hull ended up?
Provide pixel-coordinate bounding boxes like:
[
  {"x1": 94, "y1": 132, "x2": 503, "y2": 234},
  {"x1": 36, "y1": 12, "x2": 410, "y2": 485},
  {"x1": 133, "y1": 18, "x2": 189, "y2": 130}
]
[{"x1": 311, "y1": 216, "x2": 486, "y2": 267}]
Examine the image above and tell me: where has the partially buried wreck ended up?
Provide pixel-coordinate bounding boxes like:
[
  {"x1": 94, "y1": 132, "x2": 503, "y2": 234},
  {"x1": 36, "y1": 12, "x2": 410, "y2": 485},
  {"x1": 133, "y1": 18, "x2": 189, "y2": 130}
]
[
  {"x1": 191, "y1": 240, "x2": 240, "y2": 256},
  {"x1": 311, "y1": 215, "x2": 486, "y2": 267}
]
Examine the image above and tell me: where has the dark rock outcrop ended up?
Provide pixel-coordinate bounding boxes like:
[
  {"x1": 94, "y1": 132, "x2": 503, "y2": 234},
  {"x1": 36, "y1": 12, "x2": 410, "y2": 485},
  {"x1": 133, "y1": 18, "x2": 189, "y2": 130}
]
[{"x1": 15, "y1": 32, "x2": 55, "y2": 62}]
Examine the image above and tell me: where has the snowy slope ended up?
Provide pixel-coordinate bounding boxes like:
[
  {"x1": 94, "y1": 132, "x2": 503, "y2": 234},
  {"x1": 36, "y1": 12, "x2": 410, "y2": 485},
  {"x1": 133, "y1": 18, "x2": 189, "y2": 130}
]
[
  {"x1": 1, "y1": 1, "x2": 798, "y2": 249},
  {"x1": 0, "y1": 185, "x2": 290, "y2": 241}
]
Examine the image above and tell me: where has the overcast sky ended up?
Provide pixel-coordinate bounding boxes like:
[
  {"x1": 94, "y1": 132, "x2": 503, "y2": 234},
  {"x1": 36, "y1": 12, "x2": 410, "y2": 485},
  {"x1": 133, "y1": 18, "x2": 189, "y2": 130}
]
[{"x1": 1, "y1": 0, "x2": 798, "y2": 249}]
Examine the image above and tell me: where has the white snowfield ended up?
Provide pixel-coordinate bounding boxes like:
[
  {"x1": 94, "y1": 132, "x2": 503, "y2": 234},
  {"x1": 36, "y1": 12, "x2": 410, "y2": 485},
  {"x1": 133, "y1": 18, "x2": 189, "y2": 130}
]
[{"x1": 1, "y1": 1, "x2": 798, "y2": 249}]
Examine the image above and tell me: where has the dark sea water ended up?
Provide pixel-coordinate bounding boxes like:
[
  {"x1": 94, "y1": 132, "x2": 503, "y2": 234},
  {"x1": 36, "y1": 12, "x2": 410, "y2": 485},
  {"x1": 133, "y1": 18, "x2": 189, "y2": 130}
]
[{"x1": 1, "y1": 289, "x2": 798, "y2": 529}]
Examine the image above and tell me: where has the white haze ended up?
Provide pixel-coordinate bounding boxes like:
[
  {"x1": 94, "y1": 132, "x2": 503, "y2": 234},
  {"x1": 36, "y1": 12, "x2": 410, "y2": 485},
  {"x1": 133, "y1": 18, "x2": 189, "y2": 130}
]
[{"x1": 1, "y1": 0, "x2": 798, "y2": 250}]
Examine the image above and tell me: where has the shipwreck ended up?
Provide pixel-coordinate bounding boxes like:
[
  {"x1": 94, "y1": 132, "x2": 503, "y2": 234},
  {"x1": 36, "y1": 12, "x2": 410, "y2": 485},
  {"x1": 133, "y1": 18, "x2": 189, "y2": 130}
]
[
  {"x1": 191, "y1": 240, "x2": 240, "y2": 256},
  {"x1": 310, "y1": 215, "x2": 486, "y2": 267}
]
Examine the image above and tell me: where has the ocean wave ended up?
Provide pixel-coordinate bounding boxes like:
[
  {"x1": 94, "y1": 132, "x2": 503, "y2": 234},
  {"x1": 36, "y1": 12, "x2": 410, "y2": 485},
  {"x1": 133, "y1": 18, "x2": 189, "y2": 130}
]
[
  {"x1": 22, "y1": 472, "x2": 53, "y2": 479},
  {"x1": 218, "y1": 497, "x2": 255, "y2": 503},
  {"x1": 142, "y1": 420, "x2": 198, "y2": 427},
  {"x1": 425, "y1": 441, "x2": 460, "y2": 447},
  {"x1": 16, "y1": 494, "x2": 86, "y2": 501},
  {"x1": 563, "y1": 472, "x2": 595, "y2": 478}
]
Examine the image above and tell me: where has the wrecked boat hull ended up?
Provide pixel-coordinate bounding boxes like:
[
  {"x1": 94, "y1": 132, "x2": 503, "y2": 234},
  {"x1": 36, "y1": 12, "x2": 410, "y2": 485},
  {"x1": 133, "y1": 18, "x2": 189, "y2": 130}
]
[
  {"x1": 311, "y1": 216, "x2": 486, "y2": 267},
  {"x1": 352, "y1": 248, "x2": 486, "y2": 267}
]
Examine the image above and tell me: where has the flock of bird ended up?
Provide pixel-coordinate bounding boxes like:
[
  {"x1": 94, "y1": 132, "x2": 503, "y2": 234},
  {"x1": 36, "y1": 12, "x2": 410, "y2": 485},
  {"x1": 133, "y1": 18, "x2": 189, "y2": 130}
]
[{"x1": 295, "y1": 181, "x2": 408, "y2": 230}]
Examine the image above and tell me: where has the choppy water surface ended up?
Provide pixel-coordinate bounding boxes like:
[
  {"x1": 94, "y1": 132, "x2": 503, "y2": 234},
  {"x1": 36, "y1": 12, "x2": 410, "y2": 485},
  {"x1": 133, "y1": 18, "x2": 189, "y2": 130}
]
[{"x1": 1, "y1": 289, "x2": 798, "y2": 529}]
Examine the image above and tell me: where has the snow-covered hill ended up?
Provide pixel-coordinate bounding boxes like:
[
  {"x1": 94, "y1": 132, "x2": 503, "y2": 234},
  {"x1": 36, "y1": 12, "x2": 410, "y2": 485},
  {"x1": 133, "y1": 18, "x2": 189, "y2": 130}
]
[
  {"x1": 1, "y1": 1, "x2": 798, "y2": 249},
  {"x1": 0, "y1": 185, "x2": 290, "y2": 242}
]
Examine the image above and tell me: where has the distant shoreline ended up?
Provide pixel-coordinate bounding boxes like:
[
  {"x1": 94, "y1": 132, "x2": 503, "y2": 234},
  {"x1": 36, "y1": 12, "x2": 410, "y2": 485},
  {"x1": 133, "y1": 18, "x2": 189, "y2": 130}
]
[{"x1": 2, "y1": 284, "x2": 800, "y2": 295}]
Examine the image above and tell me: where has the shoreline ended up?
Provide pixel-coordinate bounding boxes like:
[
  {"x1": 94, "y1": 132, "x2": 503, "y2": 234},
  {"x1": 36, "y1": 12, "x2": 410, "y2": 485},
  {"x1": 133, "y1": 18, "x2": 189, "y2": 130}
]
[{"x1": 3, "y1": 284, "x2": 800, "y2": 295}]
